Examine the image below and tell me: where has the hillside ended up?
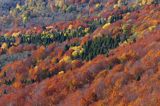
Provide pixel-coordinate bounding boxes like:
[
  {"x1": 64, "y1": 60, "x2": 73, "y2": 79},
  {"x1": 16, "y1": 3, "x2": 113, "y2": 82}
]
[
  {"x1": 0, "y1": 0, "x2": 104, "y2": 32},
  {"x1": 0, "y1": 0, "x2": 160, "y2": 106}
]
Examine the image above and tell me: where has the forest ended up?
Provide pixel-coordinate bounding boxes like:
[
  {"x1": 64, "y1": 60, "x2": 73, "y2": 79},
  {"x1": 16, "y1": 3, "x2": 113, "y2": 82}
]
[{"x1": 0, "y1": 0, "x2": 159, "y2": 106}]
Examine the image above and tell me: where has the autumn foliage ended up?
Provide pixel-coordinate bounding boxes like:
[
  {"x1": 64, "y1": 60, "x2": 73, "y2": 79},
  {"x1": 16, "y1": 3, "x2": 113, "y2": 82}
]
[{"x1": 0, "y1": 0, "x2": 159, "y2": 106}]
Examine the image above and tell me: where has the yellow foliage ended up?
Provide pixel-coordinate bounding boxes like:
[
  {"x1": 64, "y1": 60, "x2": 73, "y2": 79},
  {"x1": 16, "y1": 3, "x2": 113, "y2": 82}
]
[
  {"x1": 23, "y1": 16, "x2": 27, "y2": 23},
  {"x1": 71, "y1": 60, "x2": 78, "y2": 64},
  {"x1": 148, "y1": 26, "x2": 156, "y2": 31},
  {"x1": 102, "y1": 23, "x2": 110, "y2": 29},
  {"x1": 95, "y1": 3, "x2": 100, "y2": 8},
  {"x1": 71, "y1": 46, "x2": 84, "y2": 57},
  {"x1": 113, "y1": 4, "x2": 119, "y2": 8},
  {"x1": 34, "y1": 66, "x2": 38, "y2": 70},
  {"x1": 64, "y1": 33, "x2": 67, "y2": 36},
  {"x1": 1, "y1": 43, "x2": 8, "y2": 49},
  {"x1": 60, "y1": 56, "x2": 71, "y2": 63},
  {"x1": 42, "y1": 31, "x2": 53, "y2": 36},
  {"x1": 79, "y1": 49, "x2": 84, "y2": 55},
  {"x1": 63, "y1": 56, "x2": 71, "y2": 62},
  {"x1": 123, "y1": 12, "x2": 130, "y2": 20},
  {"x1": 140, "y1": 0, "x2": 154, "y2": 5},
  {"x1": 108, "y1": 16, "x2": 112, "y2": 22},
  {"x1": 119, "y1": 40, "x2": 129, "y2": 46},
  {"x1": 70, "y1": 46, "x2": 81, "y2": 51},
  {"x1": 58, "y1": 71, "x2": 64, "y2": 75},
  {"x1": 68, "y1": 24, "x2": 73, "y2": 30},
  {"x1": 127, "y1": 38, "x2": 134, "y2": 44},
  {"x1": 117, "y1": 0, "x2": 122, "y2": 7},
  {"x1": 72, "y1": 51, "x2": 78, "y2": 57},
  {"x1": 29, "y1": 0, "x2": 32, "y2": 3},
  {"x1": 12, "y1": 32, "x2": 20, "y2": 37},
  {"x1": 84, "y1": 27, "x2": 90, "y2": 33},
  {"x1": 4, "y1": 33, "x2": 9, "y2": 37},
  {"x1": 22, "y1": 14, "x2": 28, "y2": 24},
  {"x1": 16, "y1": 4, "x2": 22, "y2": 10},
  {"x1": 55, "y1": 0, "x2": 65, "y2": 8}
]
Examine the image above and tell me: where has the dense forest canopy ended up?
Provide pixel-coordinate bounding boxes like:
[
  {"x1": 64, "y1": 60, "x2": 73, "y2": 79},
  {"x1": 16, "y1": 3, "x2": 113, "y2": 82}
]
[{"x1": 0, "y1": 0, "x2": 159, "y2": 106}]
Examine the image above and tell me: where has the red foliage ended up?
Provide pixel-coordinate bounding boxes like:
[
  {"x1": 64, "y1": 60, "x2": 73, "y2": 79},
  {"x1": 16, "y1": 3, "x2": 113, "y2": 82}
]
[{"x1": 0, "y1": 2, "x2": 160, "y2": 106}]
